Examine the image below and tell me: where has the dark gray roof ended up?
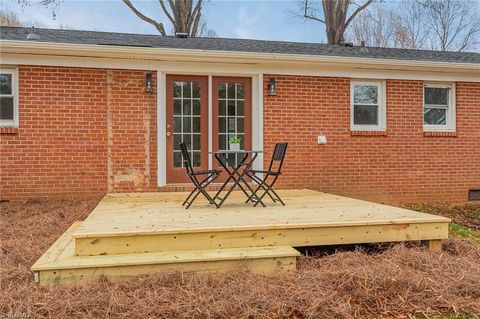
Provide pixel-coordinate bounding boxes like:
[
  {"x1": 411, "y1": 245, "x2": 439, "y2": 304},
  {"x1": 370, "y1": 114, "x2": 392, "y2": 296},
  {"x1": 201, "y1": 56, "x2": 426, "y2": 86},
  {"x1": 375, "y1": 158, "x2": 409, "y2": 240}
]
[{"x1": 1, "y1": 26, "x2": 479, "y2": 64}]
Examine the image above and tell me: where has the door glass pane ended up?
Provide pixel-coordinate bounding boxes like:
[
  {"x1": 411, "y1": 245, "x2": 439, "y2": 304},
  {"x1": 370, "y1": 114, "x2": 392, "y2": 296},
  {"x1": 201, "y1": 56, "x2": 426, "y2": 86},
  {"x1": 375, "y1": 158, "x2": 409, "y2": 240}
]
[
  {"x1": 237, "y1": 101, "x2": 244, "y2": 116},
  {"x1": 183, "y1": 82, "x2": 191, "y2": 98},
  {"x1": 218, "y1": 100, "x2": 226, "y2": 116},
  {"x1": 192, "y1": 82, "x2": 200, "y2": 98},
  {"x1": 192, "y1": 117, "x2": 200, "y2": 133},
  {"x1": 192, "y1": 100, "x2": 200, "y2": 115},
  {"x1": 217, "y1": 81, "x2": 246, "y2": 167},
  {"x1": 172, "y1": 80, "x2": 202, "y2": 167},
  {"x1": 236, "y1": 83, "x2": 244, "y2": 99},
  {"x1": 173, "y1": 82, "x2": 182, "y2": 98},
  {"x1": 174, "y1": 152, "x2": 182, "y2": 167},
  {"x1": 183, "y1": 100, "x2": 191, "y2": 115}
]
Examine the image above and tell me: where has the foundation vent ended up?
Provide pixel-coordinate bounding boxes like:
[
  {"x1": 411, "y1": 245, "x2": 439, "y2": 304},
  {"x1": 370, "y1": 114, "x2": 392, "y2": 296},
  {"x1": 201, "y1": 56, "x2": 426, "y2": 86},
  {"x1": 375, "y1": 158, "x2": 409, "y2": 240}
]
[{"x1": 468, "y1": 189, "x2": 480, "y2": 201}]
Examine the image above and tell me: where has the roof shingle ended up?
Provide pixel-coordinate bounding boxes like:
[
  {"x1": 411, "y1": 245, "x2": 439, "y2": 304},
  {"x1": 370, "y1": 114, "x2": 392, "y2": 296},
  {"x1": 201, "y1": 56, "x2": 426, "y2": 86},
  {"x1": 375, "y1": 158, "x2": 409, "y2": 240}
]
[{"x1": 1, "y1": 26, "x2": 479, "y2": 64}]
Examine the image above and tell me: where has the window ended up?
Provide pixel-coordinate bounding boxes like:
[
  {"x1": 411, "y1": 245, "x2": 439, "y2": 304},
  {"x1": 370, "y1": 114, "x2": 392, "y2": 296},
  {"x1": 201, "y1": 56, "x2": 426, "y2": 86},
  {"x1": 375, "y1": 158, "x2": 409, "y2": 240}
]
[
  {"x1": 423, "y1": 83, "x2": 455, "y2": 131},
  {"x1": 350, "y1": 81, "x2": 386, "y2": 131},
  {"x1": 0, "y1": 68, "x2": 18, "y2": 127}
]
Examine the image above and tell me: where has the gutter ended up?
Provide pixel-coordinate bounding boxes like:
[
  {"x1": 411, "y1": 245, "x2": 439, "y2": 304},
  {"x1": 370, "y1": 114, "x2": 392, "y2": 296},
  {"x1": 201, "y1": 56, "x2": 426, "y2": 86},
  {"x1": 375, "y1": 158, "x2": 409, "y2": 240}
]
[{"x1": 1, "y1": 40, "x2": 479, "y2": 72}]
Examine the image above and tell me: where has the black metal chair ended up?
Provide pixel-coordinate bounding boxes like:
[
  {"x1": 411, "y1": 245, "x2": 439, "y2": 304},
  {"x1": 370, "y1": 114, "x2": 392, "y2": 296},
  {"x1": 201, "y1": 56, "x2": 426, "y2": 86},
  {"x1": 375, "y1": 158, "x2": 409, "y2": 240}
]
[
  {"x1": 245, "y1": 142, "x2": 288, "y2": 207},
  {"x1": 179, "y1": 142, "x2": 222, "y2": 209}
]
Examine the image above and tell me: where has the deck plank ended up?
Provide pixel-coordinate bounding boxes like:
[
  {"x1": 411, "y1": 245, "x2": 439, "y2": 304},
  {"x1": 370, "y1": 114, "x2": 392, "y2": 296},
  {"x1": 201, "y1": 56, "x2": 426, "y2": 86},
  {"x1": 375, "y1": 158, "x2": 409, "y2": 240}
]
[{"x1": 74, "y1": 189, "x2": 450, "y2": 238}]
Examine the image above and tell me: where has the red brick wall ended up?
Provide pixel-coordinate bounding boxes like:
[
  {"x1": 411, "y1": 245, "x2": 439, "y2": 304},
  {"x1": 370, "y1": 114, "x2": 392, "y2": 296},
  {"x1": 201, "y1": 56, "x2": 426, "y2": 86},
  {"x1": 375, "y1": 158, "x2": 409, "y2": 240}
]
[
  {"x1": 1, "y1": 66, "x2": 478, "y2": 203},
  {"x1": 263, "y1": 76, "x2": 480, "y2": 203},
  {"x1": 0, "y1": 66, "x2": 157, "y2": 200},
  {"x1": 106, "y1": 70, "x2": 157, "y2": 193}
]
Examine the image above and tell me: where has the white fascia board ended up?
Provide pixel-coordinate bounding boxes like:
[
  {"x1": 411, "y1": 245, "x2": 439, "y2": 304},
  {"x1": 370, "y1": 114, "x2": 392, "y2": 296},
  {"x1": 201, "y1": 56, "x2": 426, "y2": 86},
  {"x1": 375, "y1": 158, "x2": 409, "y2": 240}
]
[{"x1": 1, "y1": 40, "x2": 479, "y2": 72}]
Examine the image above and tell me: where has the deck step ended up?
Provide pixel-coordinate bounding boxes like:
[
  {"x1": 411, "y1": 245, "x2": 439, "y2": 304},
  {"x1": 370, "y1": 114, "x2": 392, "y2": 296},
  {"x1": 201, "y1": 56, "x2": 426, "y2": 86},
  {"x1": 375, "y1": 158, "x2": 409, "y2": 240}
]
[{"x1": 32, "y1": 222, "x2": 300, "y2": 286}]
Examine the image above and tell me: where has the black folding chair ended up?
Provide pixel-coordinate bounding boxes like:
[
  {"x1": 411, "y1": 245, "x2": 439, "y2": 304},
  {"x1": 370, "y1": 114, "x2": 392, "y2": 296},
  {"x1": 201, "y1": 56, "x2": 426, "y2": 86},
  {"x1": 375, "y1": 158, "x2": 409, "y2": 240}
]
[
  {"x1": 245, "y1": 142, "x2": 288, "y2": 207},
  {"x1": 179, "y1": 143, "x2": 221, "y2": 209}
]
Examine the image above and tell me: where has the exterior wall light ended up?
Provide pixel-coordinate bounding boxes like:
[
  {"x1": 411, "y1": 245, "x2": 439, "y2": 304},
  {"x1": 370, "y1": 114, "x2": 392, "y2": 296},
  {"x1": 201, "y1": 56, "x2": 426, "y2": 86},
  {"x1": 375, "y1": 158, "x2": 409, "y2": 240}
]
[
  {"x1": 268, "y1": 77, "x2": 276, "y2": 96},
  {"x1": 145, "y1": 73, "x2": 153, "y2": 93}
]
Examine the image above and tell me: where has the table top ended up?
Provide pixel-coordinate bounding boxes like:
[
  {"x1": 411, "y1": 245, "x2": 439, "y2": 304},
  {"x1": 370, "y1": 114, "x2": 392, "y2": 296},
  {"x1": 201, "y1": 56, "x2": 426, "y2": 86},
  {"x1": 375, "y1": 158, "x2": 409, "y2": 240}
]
[{"x1": 209, "y1": 150, "x2": 263, "y2": 154}]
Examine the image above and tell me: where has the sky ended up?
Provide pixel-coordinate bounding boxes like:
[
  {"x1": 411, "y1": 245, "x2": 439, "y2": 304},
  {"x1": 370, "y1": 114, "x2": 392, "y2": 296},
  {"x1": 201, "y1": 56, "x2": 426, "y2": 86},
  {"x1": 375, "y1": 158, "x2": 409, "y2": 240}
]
[
  {"x1": 1, "y1": 0, "x2": 330, "y2": 42},
  {"x1": 2, "y1": 0, "x2": 480, "y2": 46}
]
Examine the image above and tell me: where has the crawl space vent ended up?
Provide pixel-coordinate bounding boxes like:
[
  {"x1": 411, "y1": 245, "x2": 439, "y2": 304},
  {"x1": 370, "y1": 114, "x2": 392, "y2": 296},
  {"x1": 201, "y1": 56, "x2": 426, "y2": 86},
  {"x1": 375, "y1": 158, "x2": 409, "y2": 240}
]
[{"x1": 468, "y1": 189, "x2": 480, "y2": 201}]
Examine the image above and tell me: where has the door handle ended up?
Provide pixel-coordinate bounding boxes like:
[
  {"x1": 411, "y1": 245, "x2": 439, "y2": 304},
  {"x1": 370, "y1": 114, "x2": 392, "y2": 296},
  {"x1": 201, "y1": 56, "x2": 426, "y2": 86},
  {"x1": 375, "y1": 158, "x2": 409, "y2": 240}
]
[{"x1": 166, "y1": 132, "x2": 171, "y2": 137}]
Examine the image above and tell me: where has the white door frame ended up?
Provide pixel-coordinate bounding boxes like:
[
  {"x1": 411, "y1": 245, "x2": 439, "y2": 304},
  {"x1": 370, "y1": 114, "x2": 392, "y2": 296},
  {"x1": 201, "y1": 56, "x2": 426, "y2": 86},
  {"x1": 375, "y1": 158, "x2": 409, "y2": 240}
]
[{"x1": 157, "y1": 71, "x2": 263, "y2": 187}]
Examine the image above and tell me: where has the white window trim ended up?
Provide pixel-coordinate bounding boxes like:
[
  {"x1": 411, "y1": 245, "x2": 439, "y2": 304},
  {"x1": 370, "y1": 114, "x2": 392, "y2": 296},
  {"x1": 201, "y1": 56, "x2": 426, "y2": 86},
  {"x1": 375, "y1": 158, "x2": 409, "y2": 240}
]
[
  {"x1": 350, "y1": 80, "x2": 386, "y2": 131},
  {"x1": 0, "y1": 67, "x2": 19, "y2": 128},
  {"x1": 423, "y1": 82, "x2": 456, "y2": 132}
]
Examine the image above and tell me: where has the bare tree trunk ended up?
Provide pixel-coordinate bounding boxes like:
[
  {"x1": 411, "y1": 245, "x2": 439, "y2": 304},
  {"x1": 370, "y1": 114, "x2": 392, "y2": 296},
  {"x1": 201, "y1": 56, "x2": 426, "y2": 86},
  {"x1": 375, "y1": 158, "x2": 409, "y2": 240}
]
[
  {"x1": 302, "y1": 0, "x2": 374, "y2": 45},
  {"x1": 123, "y1": 0, "x2": 205, "y2": 37}
]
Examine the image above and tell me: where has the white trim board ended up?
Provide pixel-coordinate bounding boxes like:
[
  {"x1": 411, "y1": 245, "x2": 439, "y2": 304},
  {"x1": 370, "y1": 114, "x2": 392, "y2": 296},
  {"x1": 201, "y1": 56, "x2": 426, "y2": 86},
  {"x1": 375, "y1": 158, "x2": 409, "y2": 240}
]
[
  {"x1": 2, "y1": 53, "x2": 480, "y2": 83},
  {"x1": 2, "y1": 40, "x2": 479, "y2": 72},
  {"x1": 157, "y1": 71, "x2": 167, "y2": 187}
]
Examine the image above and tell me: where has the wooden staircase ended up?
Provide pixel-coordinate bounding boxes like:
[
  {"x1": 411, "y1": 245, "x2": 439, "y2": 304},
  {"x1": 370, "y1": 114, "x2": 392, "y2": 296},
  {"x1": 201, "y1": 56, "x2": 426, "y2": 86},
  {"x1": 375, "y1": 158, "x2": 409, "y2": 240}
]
[{"x1": 32, "y1": 222, "x2": 300, "y2": 286}]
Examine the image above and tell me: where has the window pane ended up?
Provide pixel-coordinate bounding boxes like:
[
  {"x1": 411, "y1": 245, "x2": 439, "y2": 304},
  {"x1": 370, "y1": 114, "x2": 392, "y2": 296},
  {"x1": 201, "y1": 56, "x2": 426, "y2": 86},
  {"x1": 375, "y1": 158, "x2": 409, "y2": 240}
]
[
  {"x1": 218, "y1": 83, "x2": 226, "y2": 99},
  {"x1": 183, "y1": 117, "x2": 191, "y2": 132},
  {"x1": 219, "y1": 134, "x2": 226, "y2": 150},
  {"x1": 173, "y1": 99, "x2": 181, "y2": 114},
  {"x1": 0, "y1": 97, "x2": 14, "y2": 120},
  {"x1": 174, "y1": 134, "x2": 182, "y2": 150},
  {"x1": 192, "y1": 117, "x2": 200, "y2": 133},
  {"x1": 182, "y1": 82, "x2": 191, "y2": 98},
  {"x1": 192, "y1": 82, "x2": 200, "y2": 98},
  {"x1": 227, "y1": 83, "x2": 235, "y2": 99},
  {"x1": 173, "y1": 82, "x2": 182, "y2": 98},
  {"x1": 237, "y1": 101, "x2": 244, "y2": 116},
  {"x1": 354, "y1": 104, "x2": 378, "y2": 125},
  {"x1": 173, "y1": 151, "x2": 182, "y2": 168},
  {"x1": 354, "y1": 85, "x2": 378, "y2": 104},
  {"x1": 219, "y1": 116, "x2": 226, "y2": 133},
  {"x1": 173, "y1": 117, "x2": 181, "y2": 133},
  {"x1": 236, "y1": 83, "x2": 244, "y2": 99},
  {"x1": 183, "y1": 99, "x2": 191, "y2": 115},
  {"x1": 192, "y1": 100, "x2": 200, "y2": 115},
  {"x1": 192, "y1": 134, "x2": 201, "y2": 150},
  {"x1": 0, "y1": 74, "x2": 12, "y2": 95},
  {"x1": 237, "y1": 117, "x2": 244, "y2": 132},
  {"x1": 227, "y1": 100, "x2": 235, "y2": 116},
  {"x1": 228, "y1": 118, "x2": 236, "y2": 132},
  {"x1": 425, "y1": 87, "x2": 448, "y2": 106},
  {"x1": 424, "y1": 108, "x2": 446, "y2": 125},
  {"x1": 192, "y1": 152, "x2": 201, "y2": 167},
  {"x1": 183, "y1": 134, "x2": 191, "y2": 149},
  {"x1": 218, "y1": 100, "x2": 226, "y2": 116}
]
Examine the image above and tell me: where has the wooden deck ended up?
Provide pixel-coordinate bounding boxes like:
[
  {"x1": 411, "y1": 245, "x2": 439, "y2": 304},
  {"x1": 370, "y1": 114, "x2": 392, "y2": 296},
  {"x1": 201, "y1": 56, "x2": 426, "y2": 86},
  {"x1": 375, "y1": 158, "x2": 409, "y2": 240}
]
[{"x1": 32, "y1": 189, "x2": 450, "y2": 286}]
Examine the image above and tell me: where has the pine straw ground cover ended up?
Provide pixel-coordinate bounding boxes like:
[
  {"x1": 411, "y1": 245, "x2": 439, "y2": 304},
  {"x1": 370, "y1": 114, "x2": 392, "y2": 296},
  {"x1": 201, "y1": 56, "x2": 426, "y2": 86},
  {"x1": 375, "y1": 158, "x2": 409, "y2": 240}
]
[{"x1": 1, "y1": 199, "x2": 480, "y2": 319}]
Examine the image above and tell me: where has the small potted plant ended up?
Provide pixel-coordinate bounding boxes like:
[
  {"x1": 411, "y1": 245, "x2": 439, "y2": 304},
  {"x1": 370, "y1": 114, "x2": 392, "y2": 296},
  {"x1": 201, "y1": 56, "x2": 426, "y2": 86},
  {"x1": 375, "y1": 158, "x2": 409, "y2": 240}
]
[{"x1": 228, "y1": 136, "x2": 241, "y2": 151}]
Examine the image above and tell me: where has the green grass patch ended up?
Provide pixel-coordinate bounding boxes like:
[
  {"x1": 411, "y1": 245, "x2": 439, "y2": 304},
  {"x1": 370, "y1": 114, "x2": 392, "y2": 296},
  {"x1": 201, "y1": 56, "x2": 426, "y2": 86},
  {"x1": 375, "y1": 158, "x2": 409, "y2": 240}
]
[
  {"x1": 450, "y1": 222, "x2": 480, "y2": 241},
  {"x1": 405, "y1": 202, "x2": 480, "y2": 243}
]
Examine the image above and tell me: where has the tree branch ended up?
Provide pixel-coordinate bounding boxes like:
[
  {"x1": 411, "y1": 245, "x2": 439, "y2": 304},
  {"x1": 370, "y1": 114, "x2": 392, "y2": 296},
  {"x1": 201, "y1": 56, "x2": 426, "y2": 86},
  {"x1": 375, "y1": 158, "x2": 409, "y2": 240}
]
[
  {"x1": 122, "y1": 0, "x2": 166, "y2": 35},
  {"x1": 345, "y1": 0, "x2": 374, "y2": 28},
  {"x1": 187, "y1": 0, "x2": 202, "y2": 35},
  {"x1": 303, "y1": 0, "x2": 325, "y2": 24},
  {"x1": 159, "y1": 0, "x2": 175, "y2": 26}
]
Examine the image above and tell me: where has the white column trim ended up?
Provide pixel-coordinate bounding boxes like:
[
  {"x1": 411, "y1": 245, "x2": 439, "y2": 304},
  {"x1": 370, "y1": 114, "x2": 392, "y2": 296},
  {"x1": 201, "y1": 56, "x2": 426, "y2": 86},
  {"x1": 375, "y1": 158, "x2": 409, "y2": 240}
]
[
  {"x1": 157, "y1": 71, "x2": 167, "y2": 187},
  {"x1": 208, "y1": 75, "x2": 213, "y2": 169},
  {"x1": 252, "y1": 73, "x2": 264, "y2": 171}
]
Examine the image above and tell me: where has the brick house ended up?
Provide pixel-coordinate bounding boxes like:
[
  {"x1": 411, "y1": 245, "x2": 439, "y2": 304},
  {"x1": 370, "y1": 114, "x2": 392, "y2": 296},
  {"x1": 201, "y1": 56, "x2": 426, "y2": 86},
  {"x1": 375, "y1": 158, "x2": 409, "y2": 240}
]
[{"x1": 1, "y1": 26, "x2": 479, "y2": 203}]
